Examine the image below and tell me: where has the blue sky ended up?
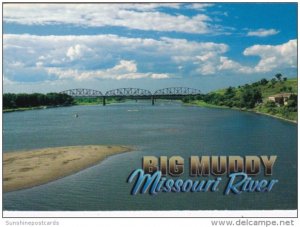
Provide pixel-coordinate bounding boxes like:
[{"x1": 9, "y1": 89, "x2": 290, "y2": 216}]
[{"x1": 3, "y1": 3, "x2": 297, "y2": 93}]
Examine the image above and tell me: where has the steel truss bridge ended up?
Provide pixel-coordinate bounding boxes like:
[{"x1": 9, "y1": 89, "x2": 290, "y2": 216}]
[{"x1": 60, "y1": 87, "x2": 201, "y2": 105}]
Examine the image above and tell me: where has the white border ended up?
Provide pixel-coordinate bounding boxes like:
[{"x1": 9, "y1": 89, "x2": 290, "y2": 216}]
[{"x1": 0, "y1": 0, "x2": 299, "y2": 222}]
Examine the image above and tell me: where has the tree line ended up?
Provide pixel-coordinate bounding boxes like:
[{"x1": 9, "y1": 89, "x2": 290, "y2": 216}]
[
  {"x1": 3, "y1": 93, "x2": 74, "y2": 109},
  {"x1": 182, "y1": 74, "x2": 297, "y2": 110},
  {"x1": 182, "y1": 84, "x2": 263, "y2": 109}
]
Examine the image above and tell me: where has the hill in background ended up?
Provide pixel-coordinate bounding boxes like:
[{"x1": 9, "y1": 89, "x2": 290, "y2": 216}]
[{"x1": 184, "y1": 74, "x2": 298, "y2": 122}]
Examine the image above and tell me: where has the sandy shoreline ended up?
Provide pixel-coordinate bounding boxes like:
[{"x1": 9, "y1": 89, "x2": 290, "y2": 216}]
[{"x1": 3, "y1": 145, "x2": 132, "y2": 192}]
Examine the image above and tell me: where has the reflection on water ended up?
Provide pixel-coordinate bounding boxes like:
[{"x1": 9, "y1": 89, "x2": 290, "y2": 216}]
[{"x1": 3, "y1": 101, "x2": 297, "y2": 210}]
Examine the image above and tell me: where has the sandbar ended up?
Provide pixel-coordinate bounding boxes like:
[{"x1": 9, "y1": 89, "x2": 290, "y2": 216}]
[{"x1": 3, "y1": 145, "x2": 132, "y2": 192}]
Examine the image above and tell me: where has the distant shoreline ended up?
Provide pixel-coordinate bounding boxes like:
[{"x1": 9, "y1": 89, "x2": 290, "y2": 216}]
[
  {"x1": 186, "y1": 101, "x2": 297, "y2": 124},
  {"x1": 3, "y1": 105, "x2": 72, "y2": 113},
  {"x1": 2, "y1": 101, "x2": 122, "y2": 113},
  {"x1": 3, "y1": 145, "x2": 133, "y2": 192}
]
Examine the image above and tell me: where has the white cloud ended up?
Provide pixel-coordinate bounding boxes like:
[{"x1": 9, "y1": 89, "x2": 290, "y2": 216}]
[
  {"x1": 185, "y1": 3, "x2": 214, "y2": 11},
  {"x1": 111, "y1": 60, "x2": 137, "y2": 74},
  {"x1": 3, "y1": 76, "x2": 16, "y2": 85},
  {"x1": 9, "y1": 61, "x2": 25, "y2": 67},
  {"x1": 243, "y1": 39, "x2": 297, "y2": 72},
  {"x1": 36, "y1": 61, "x2": 43, "y2": 67},
  {"x1": 193, "y1": 54, "x2": 241, "y2": 75},
  {"x1": 3, "y1": 4, "x2": 223, "y2": 34},
  {"x1": 197, "y1": 63, "x2": 216, "y2": 75},
  {"x1": 168, "y1": 38, "x2": 228, "y2": 71},
  {"x1": 3, "y1": 34, "x2": 297, "y2": 82},
  {"x1": 66, "y1": 44, "x2": 94, "y2": 61},
  {"x1": 218, "y1": 57, "x2": 252, "y2": 74},
  {"x1": 150, "y1": 74, "x2": 170, "y2": 79},
  {"x1": 195, "y1": 56, "x2": 252, "y2": 75},
  {"x1": 194, "y1": 40, "x2": 297, "y2": 75},
  {"x1": 47, "y1": 60, "x2": 170, "y2": 80},
  {"x1": 218, "y1": 56, "x2": 243, "y2": 70},
  {"x1": 163, "y1": 37, "x2": 228, "y2": 55},
  {"x1": 247, "y1": 28, "x2": 279, "y2": 37},
  {"x1": 3, "y1": 34, "x2": 230, "y2": 82}
]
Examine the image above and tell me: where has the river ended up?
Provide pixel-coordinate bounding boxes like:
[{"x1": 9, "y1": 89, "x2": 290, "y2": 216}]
[{"x1": 3, "y1": 101, "x2": 297, "y2": 210}]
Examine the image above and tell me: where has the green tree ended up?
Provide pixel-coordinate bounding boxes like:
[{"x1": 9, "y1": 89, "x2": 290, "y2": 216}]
[
  {"x1": 275, "y1": 73, "x2": 283, "y2": 81},
  {"x1": 182, "y1": 97, "x2": 189, "y2": 103},
  {"x1": 260, "y1": 78, "x2": 268, "y2": 85},
  {"x1": 270, "y1": 78, "x2": 277, "y2": 87},
  {"x1": 240, "y1": 88, "x2": 262, "y2": 108},
  {"x1": 3, "y1": 93, "x2": 74, "y2": 109},
  {"x1": 280, "y1": 86, "x2": 287, "y2": 92},
  {"x1": 3, "y1": 93, "x2": 17, "y2": 108},
  {"x1": 287, "y1": 94, "x2": 297, "y2": 110}
]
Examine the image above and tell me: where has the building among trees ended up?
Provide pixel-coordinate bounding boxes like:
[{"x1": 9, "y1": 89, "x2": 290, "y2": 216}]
[{"x1": 268, "y1": 93, "x2": 294, "y2": 106}]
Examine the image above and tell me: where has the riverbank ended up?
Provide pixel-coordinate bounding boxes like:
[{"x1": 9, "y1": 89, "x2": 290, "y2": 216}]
[
  {"x1": 3, "y1": 145, "x2": 133, "y2": 192},
  {"x1": 3, "y1": 105, "x2": 73, "y2": 113},
  {"x1": 3, "y1": 106, "x2": 48, "y2": 113},
  {"x1": 187, "y1": 100, "x2": 297, "y2": 124},
  {"x1": 249, "y1": 109, "x2": 297, "y2": 124},
  {"x1": 186, "y1": 100, "x2": 229, "y2": 109},
  {"x1": 3, "y1": 100, "x2": 125, "y2": 112}
]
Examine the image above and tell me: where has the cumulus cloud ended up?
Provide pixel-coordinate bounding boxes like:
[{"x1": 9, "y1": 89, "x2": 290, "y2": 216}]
[
  {"x1": 3, "y1": 4, "x2": 223, "y2": 34},
  {"x1": 243, "y1": 39, "x2": 297, "y2": 72},
  {"x1": 217, "y1": 57, "x2": 252, "y2": 74},
  {"x1": 247, "y1": 28, "x2": 279, "y2": 37},
  {"x1": 168, "y1": 38, "x2": 228, "y2": 73},
  {"x1": 47, "y1": 60, "x2": 170, "y2": 80},
  {"x1": 3, "y1": 33, "x2": 297, "y2": 82},
  {"x1": 3, "y1": 34, "x2": 230, "y2": 82},
  {"x1": 194, "y1": 53, "x2": 251, "y2": 75},
  {"x1": 66, "y1": 44, "x2": 93, "y2": 60},
  {"x1": 193, "y1": 40, "x2": 296, "y2": 75}
]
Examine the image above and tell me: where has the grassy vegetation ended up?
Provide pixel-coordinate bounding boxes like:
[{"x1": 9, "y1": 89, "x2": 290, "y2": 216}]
[
  {"x1": 245, "y1": 77, "x2": 297, "y2": 122},
  {"x1": 183, "y1": 75, "x2": 297, "y2": 122},
  {"x1": 73, "y1": 97, "x2": 126, "y2": 105},
  {"x1": 74, "y1": 97, "x2": 103, "y2": 105},
  {"x1": 255, "y1": 78, "x2": 296, "y2": 99},
  {"x1": 255, "y1": 104, "x2": 298, "y2": 122},
  {"x1": 186, "y1": 100, "x2": 229, "y2": 109},
  {"x1": 214, "y1": 79, "x2": 297, "y2": 99}
]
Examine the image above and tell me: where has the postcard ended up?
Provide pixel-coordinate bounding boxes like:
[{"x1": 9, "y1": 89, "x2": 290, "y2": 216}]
[{"x1": 1, "y1": 1, "x2": 298, "y2": 225}]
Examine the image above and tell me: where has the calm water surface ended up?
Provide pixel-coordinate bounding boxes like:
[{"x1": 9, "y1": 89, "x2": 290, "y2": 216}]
[{"x1": 3, "y1": 101, "x2": 297, "y2": 210}]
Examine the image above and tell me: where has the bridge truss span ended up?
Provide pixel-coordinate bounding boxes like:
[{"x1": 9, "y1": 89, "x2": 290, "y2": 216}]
[
  {"x1": 59, "y1": 87, "x2": 201, "y2": 105},
  {"x1": 105, "y1": 88, "x2": 152, "y2": 97},
  {"x1": 154, "y1": 87, "x2": 201, "y2": 96},
  {"x1": 60, "y1": 88, "x2": 103, "y2": 97}
]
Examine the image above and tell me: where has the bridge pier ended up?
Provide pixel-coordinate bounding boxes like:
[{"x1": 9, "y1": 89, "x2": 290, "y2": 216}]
[
  {"x1": 151, "y1": 96, "x2": 155, "y2": 105},
  {"x1": 103, "y1": 96, "x2": 106, "y2": 106}
]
